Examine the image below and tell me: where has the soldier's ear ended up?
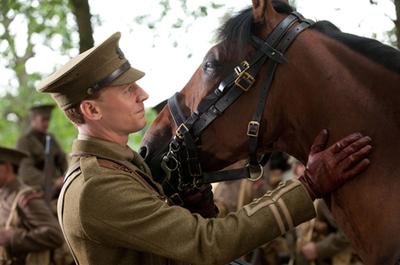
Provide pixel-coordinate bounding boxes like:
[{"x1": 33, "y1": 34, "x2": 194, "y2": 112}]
[{"x1": 80, "y1": 100, "x2": 102, "y2": 121}]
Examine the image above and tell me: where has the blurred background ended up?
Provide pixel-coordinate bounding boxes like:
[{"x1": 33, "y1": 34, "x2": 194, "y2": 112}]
[{"x1": 0, "y1": 0, "x2": 398, "y2": 151}]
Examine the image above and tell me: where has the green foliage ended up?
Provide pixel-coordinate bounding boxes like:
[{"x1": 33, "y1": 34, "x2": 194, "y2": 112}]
[
  {"x1": 0, "y1": 0, "x2": 77, "y2": 149},
  {"x1": 134, "y1": 0, "x2": 225, "y2": 38},
  {"x1": 48, "y1": 107, "x2": 78, "y2": 153}
]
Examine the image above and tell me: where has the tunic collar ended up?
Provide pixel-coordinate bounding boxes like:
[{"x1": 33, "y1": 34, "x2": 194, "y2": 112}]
[{"x1": 72, "y1": 135, "x2": 148, "y2": 170}]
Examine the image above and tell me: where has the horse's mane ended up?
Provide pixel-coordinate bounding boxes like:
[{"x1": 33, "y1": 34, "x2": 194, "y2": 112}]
[{"x1": 217, "y1": 1, "x2": 400, "y2": 74}]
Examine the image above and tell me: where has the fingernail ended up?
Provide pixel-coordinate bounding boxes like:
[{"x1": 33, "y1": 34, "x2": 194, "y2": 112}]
[{"x1": 365, "y1": 136, "x2": 372, "y2": 142}]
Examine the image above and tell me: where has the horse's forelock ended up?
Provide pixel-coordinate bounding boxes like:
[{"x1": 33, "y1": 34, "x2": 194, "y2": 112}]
[{"x1": 216, "y1": 1, "x2": 294, "y2": 58}]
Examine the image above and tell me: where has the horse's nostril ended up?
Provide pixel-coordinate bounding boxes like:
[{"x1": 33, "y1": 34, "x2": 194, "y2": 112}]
[{"x1": 139, "y1": 146, "x2": 148, "y2": 160}]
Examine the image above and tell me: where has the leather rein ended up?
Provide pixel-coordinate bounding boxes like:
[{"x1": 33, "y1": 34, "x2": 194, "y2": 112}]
[{"x1": 161, "y1": 12, "x2": 314, "y2": 204}]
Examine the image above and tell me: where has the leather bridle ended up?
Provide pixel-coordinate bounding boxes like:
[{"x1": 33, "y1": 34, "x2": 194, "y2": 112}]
[{"x1": 161, "y1": 11, "x2": 314, "y2": 204}]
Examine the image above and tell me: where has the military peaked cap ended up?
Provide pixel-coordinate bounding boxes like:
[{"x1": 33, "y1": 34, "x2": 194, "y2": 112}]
[
  {"x1": 0, "y1": 146, "x2": 28, "y2": 166},
  {"x1": 37, "y1": 32, "x2": 145, "y2": 110},
  {"x1": 29, "y1": 104, "x2": 55, "y2": 116}
]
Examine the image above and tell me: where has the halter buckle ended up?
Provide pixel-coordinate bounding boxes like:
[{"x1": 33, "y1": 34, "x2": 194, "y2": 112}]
[
  {"x1": 234, "y1": 61, "x2": 250, "y2": 75},
  {"x1": 176, "y1": 123, "x2": 189, "y2": 140},
  {"x1": 247, "y1": 164, "x2": 264, "y2": 182},
  {"x1": 234, "y1": 61, "x2": 254, "y2": 92},
  {"x1": 235, "y1": 71, "x2": 255, "y2": 92},
  {"x1": 247, "y1": 121, "x2": 260, "y2": 137}
]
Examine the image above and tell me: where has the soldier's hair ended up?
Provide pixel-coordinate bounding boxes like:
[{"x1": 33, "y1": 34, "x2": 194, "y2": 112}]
[{"x1": 64, "y1": 91, "x2": 102, "y2": 125}]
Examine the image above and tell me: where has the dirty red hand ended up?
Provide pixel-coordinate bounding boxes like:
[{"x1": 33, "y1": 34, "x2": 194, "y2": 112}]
[{"x1": 299, "y1": 130, "x2": 372, "y2": 200}]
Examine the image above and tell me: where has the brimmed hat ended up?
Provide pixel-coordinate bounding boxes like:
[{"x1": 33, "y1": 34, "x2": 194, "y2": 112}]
[
  {"x1": 37, "y1": 32, "x2": 145, "y2": 110},
  {"x1": 29, "y1": 104, "x2": 55, "y2": 117},
  {"x1": 0, "y1": 147, "x2": 28, "y2": 166}
]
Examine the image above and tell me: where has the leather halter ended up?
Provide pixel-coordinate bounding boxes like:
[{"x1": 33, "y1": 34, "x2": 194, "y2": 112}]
[{"x1": 162, "y1": 12, "x2": 314, "y2": 202}]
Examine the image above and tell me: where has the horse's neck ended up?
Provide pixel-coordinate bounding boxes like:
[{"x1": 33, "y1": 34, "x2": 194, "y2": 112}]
[{"x1": 272, "y1": 31, "x2": 400, "y2": 165}]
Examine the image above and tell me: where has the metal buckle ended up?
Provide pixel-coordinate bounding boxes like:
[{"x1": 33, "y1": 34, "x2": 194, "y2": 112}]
[
  {"x1": 247, "y1": 164, "x2": 264, "y2": 182},
  {"x1": 235, "y1": 72, "x2": 255, "y2": 92},
  {"x1": 161, "y1": 155, "x2": 179, "y2": 172},
  {"x1": 234, "y1": 61, "x2": 254, "y2": 92},
  {"x1": 234, "y1": 61, "x2": 250, "y2": 75},
  {"x1": 175, "y1": 123, "x2": 189, "y2": 140},
  {"x1": 247, "y1": 121, "x2": 260, "y2": 137}
]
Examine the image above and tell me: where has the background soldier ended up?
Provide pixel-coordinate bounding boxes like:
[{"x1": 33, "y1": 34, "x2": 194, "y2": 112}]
[
  {"x1": 16, "y1": 104, "x2": 68, "y2": 197},
  {"x1": 0, "y1": 146, "x2": 63, "y2": 265}
]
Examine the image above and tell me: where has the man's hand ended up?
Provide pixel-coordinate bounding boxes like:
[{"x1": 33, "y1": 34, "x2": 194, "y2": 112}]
[
  {"x1": 180, "y1": 184, "x2": 218, "y2": 218},
  {"x1": 302, "y1": 242, "x2": 318, "y2": 261},
  {"x1": 0, "y1": 229, "x2": 14, "y2": 246},
  {"x1": 299, "y1": 130, "x2": 372, "y2": 200}
]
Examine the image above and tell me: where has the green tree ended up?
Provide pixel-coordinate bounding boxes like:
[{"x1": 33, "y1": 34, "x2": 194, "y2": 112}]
[
  {"x1": 395, "y1": 0, "x2": 400, "y2": 48},
  {"x1": 369, "y1": 0, "x2": 400, "y2": 48},
  {"x1": 0, "y1": 0, "x2": 75, "y2": 147},
  {"x1": 69, "y1": 0, "x2": 94, "y2": 53}
]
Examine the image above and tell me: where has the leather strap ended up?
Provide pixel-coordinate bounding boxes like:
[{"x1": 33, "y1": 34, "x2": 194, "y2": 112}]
[
  {"x1": 88, "y1": 61, "x2": 131, "y2": 95},
  {"x1": 58, "y1": 162, "x2": 81, "y2": 265},
  {"x1": 229, "y1": 259, "x2": 251, "y2": 265},
  {"x1": 163, "y1": 11, "x2": 315, "y2": 190}
]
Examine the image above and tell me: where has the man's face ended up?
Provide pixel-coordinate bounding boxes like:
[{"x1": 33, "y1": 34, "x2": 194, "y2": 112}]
[
  {"x1": 94, "y1": 82, "x2": 149, "y2": 135},
  {"x1": 0, "y1": 163, "x2": 12, "y2": 188},
  {"x1": 31, "y1": 113, "x2": 51, "y2": 133}
]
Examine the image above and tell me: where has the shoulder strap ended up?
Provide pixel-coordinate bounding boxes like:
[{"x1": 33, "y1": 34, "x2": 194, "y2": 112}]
[
  {"x1": 96, "y1": 158, "x2": 163, "y2": 194},
  {"x1": 57, "y1": 162, "x2": 81, "y2": 265},
  {"x1": 5, "y1": 187, "x2": 34, "y2": 229}
]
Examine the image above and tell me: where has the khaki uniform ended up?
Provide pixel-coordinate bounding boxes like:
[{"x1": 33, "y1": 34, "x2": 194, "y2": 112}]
[
  {"x1": 214, "y1": 167, "x2": 295, "y2": 265},
  {"x1": 16, "y1": 129, "x2": 68, "y2": 190},
  {"x1": 0, "y1": 179, "x2": 63, "y2": 265},
  {"x1": 296, "y1": 200, "x2": 362, "y2": 265},
  {"x1": 58, "y1": 136, "x2": 315, "y2": 265}
]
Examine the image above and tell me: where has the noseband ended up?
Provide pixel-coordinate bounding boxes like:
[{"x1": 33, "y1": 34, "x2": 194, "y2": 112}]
[{"x1": 162, "y1": 12, "x2": 314, "y2": 204}]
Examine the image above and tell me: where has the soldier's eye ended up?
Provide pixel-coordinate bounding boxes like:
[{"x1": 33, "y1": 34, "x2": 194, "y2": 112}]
[{"x1": 125, "y1": 85, "x2": 134, "y2": 94}]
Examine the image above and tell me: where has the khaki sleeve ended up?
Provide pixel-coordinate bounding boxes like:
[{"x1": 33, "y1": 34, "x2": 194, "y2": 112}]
[
  {"x1": 81, "y1": 169, "x2": 315, "y2": 265},
  {"x1": 7, "y1": 195, "x2": 64, "y2": 255},
  {"x1": 16, "y1": 137, "x2": 44, "y2": 187}
]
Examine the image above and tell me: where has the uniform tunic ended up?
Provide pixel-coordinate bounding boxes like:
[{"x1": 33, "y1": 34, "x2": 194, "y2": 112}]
[
  {"x1": 0, "y1": 179, "x2": 63, "y2": 264},
  {"x1": 16, "y1": 129, "x2": 68, "y2": 189},
  {"x1": 58, "y1": 136, "x2": 316, "y2": 265}
]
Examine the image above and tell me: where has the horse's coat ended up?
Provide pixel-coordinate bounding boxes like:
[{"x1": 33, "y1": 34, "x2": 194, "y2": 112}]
[{"x1": 142, "y1": 1, "x2": 400, "y2": 264}]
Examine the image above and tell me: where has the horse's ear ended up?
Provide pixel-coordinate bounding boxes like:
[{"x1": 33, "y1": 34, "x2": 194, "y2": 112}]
[{"x1": 252, "y1": 0, "x2": 279, "y2": 24}]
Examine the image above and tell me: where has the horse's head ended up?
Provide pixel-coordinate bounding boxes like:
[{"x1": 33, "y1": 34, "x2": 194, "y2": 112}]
[{"x1": 141, "y1": 0, "x2": 308, "y2": 178}]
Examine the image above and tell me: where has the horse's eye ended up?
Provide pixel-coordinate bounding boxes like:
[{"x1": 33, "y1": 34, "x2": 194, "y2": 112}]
[{"x1": 202, "y1": 60, "x2": 219, "y2": 73}]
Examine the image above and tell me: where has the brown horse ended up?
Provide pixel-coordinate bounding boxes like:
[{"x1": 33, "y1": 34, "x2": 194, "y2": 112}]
[{"x1": 141, "y1": 1, "x2": 400, "y2": 264}]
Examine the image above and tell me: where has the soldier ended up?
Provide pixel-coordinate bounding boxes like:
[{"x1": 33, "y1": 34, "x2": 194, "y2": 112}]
[
  {"x1": 37, "y1": 32, "x2": 372, "y2": 265},
  {"x1": 297, "y1": 199, "x2": 363, "y2": 265},
  {"x1": 16, "y1": 104, "x2": 68, "y2": 197},
  {"x1": 0, "y1": 146, "x2": 63, "y2": 265}
]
